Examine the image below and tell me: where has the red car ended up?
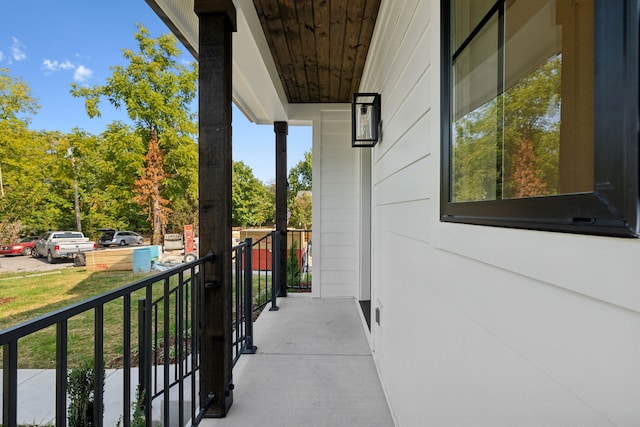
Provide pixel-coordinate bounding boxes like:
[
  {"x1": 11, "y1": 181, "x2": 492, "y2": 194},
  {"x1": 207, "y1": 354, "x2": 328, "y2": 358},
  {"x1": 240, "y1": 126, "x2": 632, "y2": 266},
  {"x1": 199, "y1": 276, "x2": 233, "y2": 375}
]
[{"x1": 0, "y1": 236, "x2": 40, "y2": 256}]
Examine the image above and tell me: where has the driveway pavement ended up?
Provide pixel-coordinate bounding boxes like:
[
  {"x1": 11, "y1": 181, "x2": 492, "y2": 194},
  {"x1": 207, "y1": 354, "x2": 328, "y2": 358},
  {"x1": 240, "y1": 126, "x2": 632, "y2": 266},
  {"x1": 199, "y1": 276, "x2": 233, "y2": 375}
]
[{"x1": 0, "y1": 254, "x2": 74, "y2": 274}]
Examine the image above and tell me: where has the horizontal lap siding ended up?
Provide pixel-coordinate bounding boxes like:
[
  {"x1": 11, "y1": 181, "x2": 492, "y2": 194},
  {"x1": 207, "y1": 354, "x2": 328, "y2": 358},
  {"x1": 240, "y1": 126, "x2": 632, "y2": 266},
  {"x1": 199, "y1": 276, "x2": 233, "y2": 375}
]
[
  {"x1": 366, "y1": 2, "x2": 439, "y2": 423},
  {"x1": 362, "y1": 0, "x2": 640, "y2": 425},
  {"x1": 372, "y1": 0, "x2": 435, "y2": 242},
  {"x1": 375, "y1": 199, "x2": 431, "y2": 243},
  {"x1": 375, "y1": 231, "x2": 638, "y2": 426},
  {"x1": 318, "y1": 109, "x2": 358, "y2": 297}
]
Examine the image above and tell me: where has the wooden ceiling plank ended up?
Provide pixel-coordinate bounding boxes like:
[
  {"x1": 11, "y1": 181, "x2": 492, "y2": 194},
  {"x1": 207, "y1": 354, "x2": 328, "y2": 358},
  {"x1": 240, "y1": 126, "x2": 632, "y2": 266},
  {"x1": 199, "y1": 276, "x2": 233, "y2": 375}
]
[
  {"x1": 339, "y1": 0, "x2": 366, "y2": 102},
  {"x1": 252, "y1": 0, "x2": 379, "y2": 104},
  {"x1": 351, "y1": 0, "x2": 381, "y2": 95},
  {"x1": 254, "y1": 0, "x2": 299, "y2": 101},
  {"x1": 296, "y1": 1, "x2": 320, "y2": 102},
  {"x1": 314, "y1": 0, "x2": 331, "y2": 102},
  {"x1": 329, "y1": 0, "x2": 348, "y2": 102},
  {"x1": 279, "y1": 0, "x2": 311, "y2": 102}
]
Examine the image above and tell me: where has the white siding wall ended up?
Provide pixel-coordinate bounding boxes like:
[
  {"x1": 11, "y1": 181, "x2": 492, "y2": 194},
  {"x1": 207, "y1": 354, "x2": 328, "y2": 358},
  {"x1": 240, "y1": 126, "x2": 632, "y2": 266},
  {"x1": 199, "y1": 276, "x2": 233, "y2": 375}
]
[
  {"x1": 312, "y1": 109, "x2": 360, "y2": 298},
  {"x1": 359, "y1": 1, "x2": 640, "y2": 426}
]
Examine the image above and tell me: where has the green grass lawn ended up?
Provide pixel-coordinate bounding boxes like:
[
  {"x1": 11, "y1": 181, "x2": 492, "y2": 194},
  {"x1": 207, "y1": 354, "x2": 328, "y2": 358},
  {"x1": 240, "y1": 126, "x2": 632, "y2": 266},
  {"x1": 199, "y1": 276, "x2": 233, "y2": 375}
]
[
  {"x1": 0, "y1": 267, "x2": 156, "y2": 369},
  {"x1": 0, "y1": 266, "x2": 279, "y2": 370}
]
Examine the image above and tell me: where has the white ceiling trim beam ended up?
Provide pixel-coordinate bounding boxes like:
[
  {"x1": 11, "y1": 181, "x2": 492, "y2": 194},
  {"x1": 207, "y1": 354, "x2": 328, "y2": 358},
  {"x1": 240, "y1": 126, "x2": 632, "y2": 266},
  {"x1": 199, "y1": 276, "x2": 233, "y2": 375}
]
[
  {"x1": 145, "y1": 0, "x2": 199, "y2": 59},
  {"x1": 146, "y1": 0, "x2": 298, "y2": 123},
  {"x1": 233, "y1": 2, "x2": 289, "y2": 123}
]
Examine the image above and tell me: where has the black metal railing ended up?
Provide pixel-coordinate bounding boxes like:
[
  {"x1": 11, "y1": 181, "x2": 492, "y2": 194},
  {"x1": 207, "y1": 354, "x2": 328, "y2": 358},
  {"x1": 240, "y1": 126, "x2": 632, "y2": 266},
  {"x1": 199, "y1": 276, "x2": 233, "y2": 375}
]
[
  {"x1": 231, "y1": 238, "x2": 257, "y2": 364},
  {"x1": 138, "y1": 264, "x2": 201, "y2": 426},
  {"x1": 285, "y1": 229, "x2": 312, "y2": 292},
  {"x1": 0, "y1": 235, "x2": 285, "y2": 426},
  {"x1": 1, "y1": 255, "x2": 213, "y2": 426},
  {"x1": 247, "y1": 231, "x2": 280, "y2": 313},
  {"x1": 244, "y1": 229, "x2": 312, "y2": 293}
]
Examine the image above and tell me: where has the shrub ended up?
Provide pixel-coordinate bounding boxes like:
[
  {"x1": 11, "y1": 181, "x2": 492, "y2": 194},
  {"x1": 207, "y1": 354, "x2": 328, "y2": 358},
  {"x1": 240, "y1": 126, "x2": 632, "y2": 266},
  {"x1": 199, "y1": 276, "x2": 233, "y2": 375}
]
[
  {"x1": 287, "y1": 241, "x2": 300, "y2": 284},
  {"x1": 67, "y1": 361, "x2": 104, "y2": 427}
]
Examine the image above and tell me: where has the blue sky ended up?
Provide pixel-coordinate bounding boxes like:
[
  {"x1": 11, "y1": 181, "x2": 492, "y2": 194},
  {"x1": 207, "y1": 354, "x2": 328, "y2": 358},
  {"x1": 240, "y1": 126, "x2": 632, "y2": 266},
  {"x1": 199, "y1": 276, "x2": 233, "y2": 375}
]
[{"x1": 1, "y1": 0, "x2": 311, "y2": 183}]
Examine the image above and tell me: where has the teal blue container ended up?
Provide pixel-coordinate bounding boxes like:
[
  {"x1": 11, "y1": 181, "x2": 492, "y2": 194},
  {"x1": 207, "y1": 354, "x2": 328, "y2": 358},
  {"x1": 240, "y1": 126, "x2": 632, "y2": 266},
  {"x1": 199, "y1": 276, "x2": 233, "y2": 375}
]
[
  {"x1": 133, "y1": 247, "x2": 152, "y2": 273},
  {"x1": 148, "y1": 245, "x2": 160, "y2": 260}
]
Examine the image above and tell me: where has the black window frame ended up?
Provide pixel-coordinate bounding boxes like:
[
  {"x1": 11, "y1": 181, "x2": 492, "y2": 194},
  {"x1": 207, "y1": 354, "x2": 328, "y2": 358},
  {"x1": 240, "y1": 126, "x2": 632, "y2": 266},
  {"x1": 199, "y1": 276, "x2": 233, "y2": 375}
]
[{"x1": 440, "y1": 0, "x2": 639, "y2": 237}]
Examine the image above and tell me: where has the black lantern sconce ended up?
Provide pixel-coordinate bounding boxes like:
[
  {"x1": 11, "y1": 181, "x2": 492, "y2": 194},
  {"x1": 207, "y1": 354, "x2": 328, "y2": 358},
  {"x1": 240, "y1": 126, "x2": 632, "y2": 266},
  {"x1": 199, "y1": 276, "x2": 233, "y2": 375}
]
[{"x1": 352, "y1": 92, "x2": 381, "y2": 147}]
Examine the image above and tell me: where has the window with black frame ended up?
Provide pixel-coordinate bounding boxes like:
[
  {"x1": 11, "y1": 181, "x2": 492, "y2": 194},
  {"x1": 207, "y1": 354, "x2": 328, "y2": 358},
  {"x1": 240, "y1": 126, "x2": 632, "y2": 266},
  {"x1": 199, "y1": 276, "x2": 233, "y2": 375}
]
[{"x1": 441, "y1": 0, "x2": 639, "y2": 237}]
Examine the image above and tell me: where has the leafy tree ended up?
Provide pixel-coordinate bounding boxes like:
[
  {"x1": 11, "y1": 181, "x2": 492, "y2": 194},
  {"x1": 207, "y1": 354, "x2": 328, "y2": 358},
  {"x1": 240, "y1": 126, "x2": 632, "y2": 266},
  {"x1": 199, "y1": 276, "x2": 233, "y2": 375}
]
[
  {"x1": 287, "y1": 150, "x2": 312, "y2": 201},
  {"x1": 43, "y1": 129, "x2": 101, "y2": 233},
  {"x1": 452, "y1": 101, "x2": 500, "y2": 201},
  {"x1": 15, "y1": 131, "x2": 66, "y2": 233},
  {"x1": 452, "y1": 56, "x2": 561, "y2": 201},
  {"x1": 509, "y1": 136, "x2": 548, "y2": 198},
  {"x1": 265, "y1": 181, "x2": 276, "y2": 224},
  {"x1": 133, "y1": 130, "x2": 171, "y2": 243},
  {"x1": 71, "y1": 24, "x2": 198, "y2": 243},
  {"x1": 287, "y1": 150, "x2": 312, "y2": 228},
  {"x1": 232, "y1": 161, "x2": 272, "y2": 227},
  {"x1": 289, "y1": 191, "x2": 312, "y2": 229},
  {"x1": 87, "y1": 122, "x2": 147, "y2": 233},
  {"x1": 502, "y1": 56, "x2": 561, "y2": 198},
  {"x1": 33, "y1": 131, "x2": 81, "y2": 231},
  {"x1": 0, "y1": 129, "x2": 50, "y2": 239},
  {"x1": 0, "y1": 68, "x2": 40, "y2": 239},
  {"x1": 166, "y1": 196, "x2": 199, "y2": 233},
  {"x1": 0, "y1": 68, "x2": 39, "y2": 128}
]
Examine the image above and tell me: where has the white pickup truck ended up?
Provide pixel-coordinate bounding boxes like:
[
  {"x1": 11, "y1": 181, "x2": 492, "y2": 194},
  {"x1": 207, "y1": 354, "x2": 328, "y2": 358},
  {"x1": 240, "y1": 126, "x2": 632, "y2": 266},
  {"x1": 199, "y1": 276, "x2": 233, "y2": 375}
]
[{"x1": 33, "y1": 231, "x2": 96, "y2": 265}]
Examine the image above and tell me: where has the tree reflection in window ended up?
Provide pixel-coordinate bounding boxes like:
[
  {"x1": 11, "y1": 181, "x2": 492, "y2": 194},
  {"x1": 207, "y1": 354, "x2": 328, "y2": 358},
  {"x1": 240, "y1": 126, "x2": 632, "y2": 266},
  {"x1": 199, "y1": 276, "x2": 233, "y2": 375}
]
[
  {"x1": 453, "y1": 56, "x2": 561, "y2": 201},
  {"x1": 450, "y1": 0, "x2": 593, "y2": 203}
]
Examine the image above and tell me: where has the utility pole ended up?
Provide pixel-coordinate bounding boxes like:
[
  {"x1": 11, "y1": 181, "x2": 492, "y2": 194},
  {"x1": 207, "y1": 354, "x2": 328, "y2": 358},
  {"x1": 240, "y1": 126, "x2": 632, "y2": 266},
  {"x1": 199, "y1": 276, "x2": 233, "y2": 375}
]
[{"x1": 68, "y1": 147, "x2": 82, "y2": 232}]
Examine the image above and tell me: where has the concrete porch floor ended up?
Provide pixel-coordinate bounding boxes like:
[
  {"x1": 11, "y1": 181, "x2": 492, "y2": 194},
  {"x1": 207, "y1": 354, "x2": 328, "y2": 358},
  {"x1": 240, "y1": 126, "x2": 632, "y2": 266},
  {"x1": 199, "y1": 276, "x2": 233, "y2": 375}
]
[
  {"x1": 201, "y1": 295, "x2": 394, "y2": 426},
  {"x1": 1, "y1": 295, "x2": 393, "y2": 426}
]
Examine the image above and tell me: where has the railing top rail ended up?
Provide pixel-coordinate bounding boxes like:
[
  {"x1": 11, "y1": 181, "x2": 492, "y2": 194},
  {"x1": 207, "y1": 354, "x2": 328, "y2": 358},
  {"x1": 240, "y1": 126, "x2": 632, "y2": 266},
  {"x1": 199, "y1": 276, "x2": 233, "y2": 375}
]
[
  {"x1": 233, "y1": 240, "x2": 250, "y2": 250},
  {"x1": 251, "y1": 231, "x2": 274, "y2": 246},
  {"x1": 242, "y1": 228, "x2": 311, "y2": 248},
  {"x1": 0, "y1": 252, "x2": 214, "y2": 346}
]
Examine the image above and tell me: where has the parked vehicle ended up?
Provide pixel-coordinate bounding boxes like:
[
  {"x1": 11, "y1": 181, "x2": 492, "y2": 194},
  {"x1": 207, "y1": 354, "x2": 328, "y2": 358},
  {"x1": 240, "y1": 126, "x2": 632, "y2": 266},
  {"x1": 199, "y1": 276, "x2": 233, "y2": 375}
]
[
  {"x1": 98, "y1": 229, "x2": 144, "y2": 247},
  {"x1": 0, "y1": 236, "x2": 40, "y2": 256},
  {"x1": 33, "y1": 231, "x2": 96, "y2": 265}
]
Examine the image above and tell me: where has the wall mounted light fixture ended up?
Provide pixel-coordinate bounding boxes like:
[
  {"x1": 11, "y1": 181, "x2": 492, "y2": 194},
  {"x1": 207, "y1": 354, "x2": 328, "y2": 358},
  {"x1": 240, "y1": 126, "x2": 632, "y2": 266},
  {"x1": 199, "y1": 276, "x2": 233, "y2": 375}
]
[{"x1": 352, "y1": 92, "x2": 381, "y2": 147}]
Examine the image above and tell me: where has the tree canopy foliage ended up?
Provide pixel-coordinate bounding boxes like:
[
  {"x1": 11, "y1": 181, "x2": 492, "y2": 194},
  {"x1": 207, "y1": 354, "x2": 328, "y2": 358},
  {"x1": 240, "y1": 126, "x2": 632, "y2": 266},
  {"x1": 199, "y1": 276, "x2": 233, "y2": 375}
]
[
  {"x1": 70, "y1": 24, "x2": 197, "y2": 243},
  {"x1": 0, "y1": 69, "x2": 43, "y2": 241},
  {"x1": 288, "y1": 150, "x2": 312, "y2": 198},
  {"x1": 452, "y1": 56, "x2": 561, "y2": 202},
  {"x1": 232, "y1": 161, "x2": 273, "y2": 227},
  {"x1": 0, "y1": 27, "x2": 310, "y2": 246},
  {"x1": 288, "y1": 150, "x2": 312, "y2": 229}
]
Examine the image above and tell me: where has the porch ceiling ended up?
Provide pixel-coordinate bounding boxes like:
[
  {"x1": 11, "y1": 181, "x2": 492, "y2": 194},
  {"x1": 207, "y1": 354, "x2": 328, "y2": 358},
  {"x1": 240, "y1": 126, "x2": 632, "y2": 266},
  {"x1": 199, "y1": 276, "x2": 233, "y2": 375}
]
[
  {"x1": 145, "y1": 0, "x2": 381, "y2": 105},
  {"x1": 253, "y1": 0, "x2": 381, "y2": 103}
]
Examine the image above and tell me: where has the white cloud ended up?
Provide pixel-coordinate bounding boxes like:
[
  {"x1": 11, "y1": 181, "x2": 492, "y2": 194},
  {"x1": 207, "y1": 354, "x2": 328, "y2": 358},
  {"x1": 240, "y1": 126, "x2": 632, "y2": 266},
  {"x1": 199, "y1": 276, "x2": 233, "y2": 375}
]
[
  {"x1": 42, "y1": 57, "x2": 93, "y2": 83},
  {"x1": 43, "y1": 58, "x2": 78, "y2": 71},
  {"x1": 10, "y1": 37, "x2": 26, "y2": 61},
  {"x1": 60, "y1": 60, "x2": 74, "y2": 70},
  {"x1": 42, "y1": 59, "x2": 61, "y2": 71},
  {"x1": 73, "y1": 65, "x2": 93, "y2": 83},
  {"x1": 42, "y1": 59, "x2": 58, "y2": 71},
  {"x1": 0, "y1": 51, "x2": 4, "y2": 62}
]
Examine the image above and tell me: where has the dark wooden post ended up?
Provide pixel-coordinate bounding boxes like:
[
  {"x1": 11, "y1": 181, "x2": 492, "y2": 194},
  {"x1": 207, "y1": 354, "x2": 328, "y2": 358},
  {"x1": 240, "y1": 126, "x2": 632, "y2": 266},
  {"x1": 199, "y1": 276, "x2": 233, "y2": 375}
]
[
  {"x1": 275, "y1": 121, "x2": 288, "y2": 297},
  {"x1": 195, "y1": 0, "x2": 236, "y2": 418}
]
